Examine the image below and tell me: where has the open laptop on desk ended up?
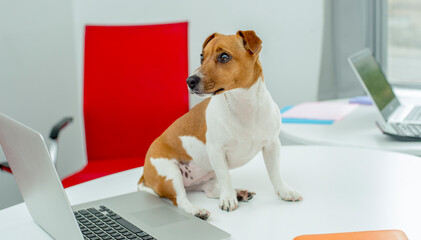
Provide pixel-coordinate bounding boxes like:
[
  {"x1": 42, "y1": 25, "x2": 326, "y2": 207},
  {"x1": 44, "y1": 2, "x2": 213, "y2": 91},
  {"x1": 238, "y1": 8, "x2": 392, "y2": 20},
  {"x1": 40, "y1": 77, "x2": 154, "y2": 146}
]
[
  {"x1": 348, "y1": 48, "x2": 421, "y2": 141},
  {"x1": 0, "y1": 113, "x2": 230, "y2": 240}
]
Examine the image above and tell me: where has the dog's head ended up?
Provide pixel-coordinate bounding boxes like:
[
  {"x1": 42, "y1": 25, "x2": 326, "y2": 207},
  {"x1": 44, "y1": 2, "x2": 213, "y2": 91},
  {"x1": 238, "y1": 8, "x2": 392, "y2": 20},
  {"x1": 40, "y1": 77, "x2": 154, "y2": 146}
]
[{"x1": 187, "y1": 30, "x2": 263, "y2": 97}]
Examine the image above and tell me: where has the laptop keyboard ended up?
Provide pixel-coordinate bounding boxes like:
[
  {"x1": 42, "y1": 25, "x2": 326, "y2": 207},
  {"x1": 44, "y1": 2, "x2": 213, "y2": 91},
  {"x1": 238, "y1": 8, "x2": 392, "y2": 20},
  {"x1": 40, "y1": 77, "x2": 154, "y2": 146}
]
[
  {"x1": 74, "y1": 206, "x2": 156, "y2": 240},
  {"x1": 391, "y1": 123, "x2": 421, "y2": 137},
  {"x1": 404, "y1": 106, "x2": 421, "y2": 121}
]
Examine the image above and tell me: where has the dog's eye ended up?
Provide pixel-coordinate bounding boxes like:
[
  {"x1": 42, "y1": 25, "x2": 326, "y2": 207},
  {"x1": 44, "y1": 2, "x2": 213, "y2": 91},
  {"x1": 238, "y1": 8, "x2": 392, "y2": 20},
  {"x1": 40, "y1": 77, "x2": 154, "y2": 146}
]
[
  {"x1": 200, "y1": 53, "x2": 204, "y2": 64},
  {"x1": 218, "y1": 53, "x2": 231, "y2": 63}
]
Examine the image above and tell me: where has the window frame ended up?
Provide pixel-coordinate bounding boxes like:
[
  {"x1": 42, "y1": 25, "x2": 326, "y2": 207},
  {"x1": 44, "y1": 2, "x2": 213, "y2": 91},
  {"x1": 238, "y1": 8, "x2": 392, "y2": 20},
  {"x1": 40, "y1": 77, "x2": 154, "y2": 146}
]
[
  {"x1": 368, "y1": 0, "x2": 388, "y2": 75},
  {"x1": 376, "y1": 0, "x2": 421, "y2": 88}
]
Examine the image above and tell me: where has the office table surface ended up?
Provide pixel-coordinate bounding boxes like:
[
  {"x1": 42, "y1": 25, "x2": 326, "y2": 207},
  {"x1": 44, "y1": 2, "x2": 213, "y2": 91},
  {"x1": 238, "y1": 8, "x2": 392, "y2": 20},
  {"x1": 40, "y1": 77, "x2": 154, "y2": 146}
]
[
  {"x1": 280, "y1": 101, "x2": 421, "y2": 156},
  {"x1": 1, "y1": 146, "x2": 421, "y2": 239}
]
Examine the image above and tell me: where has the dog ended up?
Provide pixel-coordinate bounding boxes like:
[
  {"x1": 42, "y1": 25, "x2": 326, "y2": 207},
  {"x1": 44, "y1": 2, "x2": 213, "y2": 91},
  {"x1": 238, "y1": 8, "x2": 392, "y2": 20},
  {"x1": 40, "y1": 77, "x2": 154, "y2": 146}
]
[{"x1": 138, "y1": 30, "x2": 302, "y2": 220}]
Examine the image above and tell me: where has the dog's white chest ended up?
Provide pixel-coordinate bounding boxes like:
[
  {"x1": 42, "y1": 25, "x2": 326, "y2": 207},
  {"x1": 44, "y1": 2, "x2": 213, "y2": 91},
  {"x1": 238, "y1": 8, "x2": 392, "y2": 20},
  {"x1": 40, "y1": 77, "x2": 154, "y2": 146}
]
[
  {"x1": 223, "y1": 113, "x2": 277, "y2": 168},
  {"x1": 224, "y1": 137, "x2": 266, "y2": 169},
  {"x1": 206, "y1": 79, "x2": 281, "y2": 169}
]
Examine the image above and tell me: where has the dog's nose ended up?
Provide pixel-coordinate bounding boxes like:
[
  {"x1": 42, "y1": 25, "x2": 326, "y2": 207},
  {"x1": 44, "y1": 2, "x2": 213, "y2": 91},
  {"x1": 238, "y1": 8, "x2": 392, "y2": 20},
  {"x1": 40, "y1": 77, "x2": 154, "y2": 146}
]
[{"x1": 186, "y1": 75, "x2": 201, "y2": 89}]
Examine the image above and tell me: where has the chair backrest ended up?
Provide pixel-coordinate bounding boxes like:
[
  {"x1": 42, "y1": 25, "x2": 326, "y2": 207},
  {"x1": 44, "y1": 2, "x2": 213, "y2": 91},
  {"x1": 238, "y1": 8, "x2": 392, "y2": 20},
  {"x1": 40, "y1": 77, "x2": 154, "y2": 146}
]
[{"x1": 83, "y1": 22, "x2": 189, "y2": 166}]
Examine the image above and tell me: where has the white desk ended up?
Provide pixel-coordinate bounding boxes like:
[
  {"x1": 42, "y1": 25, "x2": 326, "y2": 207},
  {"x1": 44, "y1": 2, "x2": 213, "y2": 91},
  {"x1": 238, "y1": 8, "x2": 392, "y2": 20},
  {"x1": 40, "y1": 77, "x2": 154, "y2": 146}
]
[
  {"x1": 1, "y1": 146, "x2": 421, "y2": 239},
  {"x1": 280, "y1": 100, "x2": 421, "y2": 156}
]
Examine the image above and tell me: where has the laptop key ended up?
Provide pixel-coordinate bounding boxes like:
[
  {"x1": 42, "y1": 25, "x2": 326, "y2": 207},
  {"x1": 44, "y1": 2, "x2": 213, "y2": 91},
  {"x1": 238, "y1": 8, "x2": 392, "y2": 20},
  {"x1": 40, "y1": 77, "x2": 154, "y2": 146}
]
[
  {"x1": 87, "y1": 208, "x2": 101, "y2": 214},
  {"x1": 108, "y1": 214, "x2": 122, "y2": 220},
  {"x1": 78, "y1": 210, "x2": 90, "y2": 215},
  {"x1": 86, "y1": 233, "x2": 96, "y2": 238},
  {"x1": 116, "y1": 226, "x2": 125, "y2": 231},
  {"x1": 136, "y1": 232, "x2": 148, "y2": 237},
  {"x1": 408, "y1": 125, "x2": 421, "y2": 136},
  {"x1": 116, "y1": 218, "x2": 143, "y2": 233}
]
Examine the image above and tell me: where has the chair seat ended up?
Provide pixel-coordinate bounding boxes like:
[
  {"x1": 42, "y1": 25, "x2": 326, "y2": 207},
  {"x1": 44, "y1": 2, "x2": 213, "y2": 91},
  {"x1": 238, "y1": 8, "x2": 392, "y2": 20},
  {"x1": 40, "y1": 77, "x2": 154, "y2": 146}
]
[{"x1": 62, "y1": 158, "x2": 143, "y2": 188}]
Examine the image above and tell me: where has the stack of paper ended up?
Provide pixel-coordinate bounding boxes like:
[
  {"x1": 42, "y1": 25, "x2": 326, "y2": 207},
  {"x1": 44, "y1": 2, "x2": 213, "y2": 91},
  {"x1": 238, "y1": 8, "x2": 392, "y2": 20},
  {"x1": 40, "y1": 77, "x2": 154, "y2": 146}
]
[
  {"x1": 281, "y1": 102, "x2": 359, "y2": 125},
  {"x1": 349, "y1": 96, "x2": 373, "y2": 105}
]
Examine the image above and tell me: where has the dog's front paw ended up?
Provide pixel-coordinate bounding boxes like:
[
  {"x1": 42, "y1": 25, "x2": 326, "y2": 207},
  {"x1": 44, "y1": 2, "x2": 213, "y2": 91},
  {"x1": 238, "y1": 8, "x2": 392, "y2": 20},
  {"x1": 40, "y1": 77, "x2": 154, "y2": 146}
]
[
  {"x1": 276, "y1": 185, "x2": 303, "y2": 202},
  {"x1": 178, "y1": 201, "x2": 211, "y2": 220},
  {"x1": 219, "y1": 191, "x2": 238, "y2": 212},
  {"x1": 194, "y1": 209, "x2": 211, "y2": 220}
]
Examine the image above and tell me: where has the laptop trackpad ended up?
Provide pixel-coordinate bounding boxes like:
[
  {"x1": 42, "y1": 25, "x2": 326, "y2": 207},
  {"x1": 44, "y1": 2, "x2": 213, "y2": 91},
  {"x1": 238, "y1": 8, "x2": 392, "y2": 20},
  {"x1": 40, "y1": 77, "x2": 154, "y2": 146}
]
[{"x1": 131, "y1": 207, "x2": 189, "y2": 228}]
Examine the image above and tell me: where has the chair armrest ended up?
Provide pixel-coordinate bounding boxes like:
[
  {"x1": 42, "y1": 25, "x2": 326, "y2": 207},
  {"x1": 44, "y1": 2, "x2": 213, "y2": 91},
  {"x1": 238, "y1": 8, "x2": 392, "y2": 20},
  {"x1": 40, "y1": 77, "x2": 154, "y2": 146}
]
[
  {"x1": 49, "y1": 117, "x2": 73, "y2": 140},
  {"x1": 0, "y1": 162, "x2": 12, "y2": 173},
  {"x1": 1, "y1": 117, "x2": 73, "y2": 174},
  {"x1": 48, "y1": 117, "x2": 73, "y2": 166}
]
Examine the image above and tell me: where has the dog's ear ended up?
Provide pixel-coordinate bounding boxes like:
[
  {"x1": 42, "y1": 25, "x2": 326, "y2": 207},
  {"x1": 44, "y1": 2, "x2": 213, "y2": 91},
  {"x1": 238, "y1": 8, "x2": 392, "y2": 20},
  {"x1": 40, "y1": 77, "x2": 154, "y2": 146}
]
[
  {"x1": 237, "y1": 30, "x2": 262, "y2": 55},
  {"x1": 202, "y1": 33, "x2": 221, "y2": 50}
]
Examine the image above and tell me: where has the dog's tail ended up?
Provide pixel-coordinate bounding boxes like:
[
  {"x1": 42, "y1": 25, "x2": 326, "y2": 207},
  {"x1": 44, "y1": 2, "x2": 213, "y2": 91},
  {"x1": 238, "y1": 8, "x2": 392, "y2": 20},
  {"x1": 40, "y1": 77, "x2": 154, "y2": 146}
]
[{"x1": 137, "y1": 175, "x2": 159, "y2": 197}]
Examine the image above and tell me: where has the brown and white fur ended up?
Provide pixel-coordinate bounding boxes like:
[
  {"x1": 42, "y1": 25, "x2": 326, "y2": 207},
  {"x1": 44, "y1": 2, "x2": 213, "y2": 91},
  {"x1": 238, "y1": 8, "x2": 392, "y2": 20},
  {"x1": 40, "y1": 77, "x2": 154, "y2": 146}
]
[{"x1": 138, "y1": 30, "x2": 302, "y2": 220}]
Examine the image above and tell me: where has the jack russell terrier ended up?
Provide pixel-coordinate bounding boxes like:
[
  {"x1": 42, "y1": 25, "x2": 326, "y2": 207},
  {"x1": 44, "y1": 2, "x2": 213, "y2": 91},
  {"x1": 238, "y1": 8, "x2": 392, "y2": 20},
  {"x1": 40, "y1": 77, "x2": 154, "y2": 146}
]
[{"x1": 138, "y1": 30, "x2": 302, "y2": 220}]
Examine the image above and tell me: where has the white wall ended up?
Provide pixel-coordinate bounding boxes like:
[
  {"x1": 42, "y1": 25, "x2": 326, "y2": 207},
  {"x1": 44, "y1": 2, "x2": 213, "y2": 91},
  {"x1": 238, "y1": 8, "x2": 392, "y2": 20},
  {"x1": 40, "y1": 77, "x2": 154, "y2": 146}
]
[
  {"x1": 73, "y1": 0, "x2": 324, "y2": 107},
  {"x1": 0, "y1": 0, "x2": 86, "y2": 209}
]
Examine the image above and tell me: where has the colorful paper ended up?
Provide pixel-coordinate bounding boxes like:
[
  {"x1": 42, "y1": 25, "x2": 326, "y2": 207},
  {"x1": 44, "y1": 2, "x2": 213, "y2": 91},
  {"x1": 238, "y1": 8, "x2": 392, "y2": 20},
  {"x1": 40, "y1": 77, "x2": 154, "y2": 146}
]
[{"x1": 281, "y1": 102, "x2": 358, "y2": 122}]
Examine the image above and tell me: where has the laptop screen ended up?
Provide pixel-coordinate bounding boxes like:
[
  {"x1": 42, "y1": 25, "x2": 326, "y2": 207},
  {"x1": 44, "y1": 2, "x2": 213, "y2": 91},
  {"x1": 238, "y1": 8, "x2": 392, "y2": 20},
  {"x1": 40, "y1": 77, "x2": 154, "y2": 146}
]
[{"x1": 349, "y1": 49, "x2": 400, "y2": 120}]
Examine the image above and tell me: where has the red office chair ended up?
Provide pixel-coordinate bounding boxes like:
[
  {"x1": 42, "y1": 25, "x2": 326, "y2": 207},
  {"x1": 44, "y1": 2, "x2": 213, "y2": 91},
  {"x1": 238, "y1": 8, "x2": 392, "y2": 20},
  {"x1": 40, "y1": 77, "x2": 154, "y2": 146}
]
[
  {"x1": 60, "y1": 22, "x2": 189, "y2": 188},
  {"x1": 0, "y1": 22, "x2": 189, "y2": 187}
]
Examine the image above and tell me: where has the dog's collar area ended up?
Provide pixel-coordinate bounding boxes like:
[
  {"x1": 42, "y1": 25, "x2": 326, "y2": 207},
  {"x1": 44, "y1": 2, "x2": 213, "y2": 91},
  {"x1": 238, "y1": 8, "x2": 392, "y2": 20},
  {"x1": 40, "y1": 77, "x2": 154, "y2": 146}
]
[{"x1": 212, "y1": 88, "x2": 225, "y2": 95}]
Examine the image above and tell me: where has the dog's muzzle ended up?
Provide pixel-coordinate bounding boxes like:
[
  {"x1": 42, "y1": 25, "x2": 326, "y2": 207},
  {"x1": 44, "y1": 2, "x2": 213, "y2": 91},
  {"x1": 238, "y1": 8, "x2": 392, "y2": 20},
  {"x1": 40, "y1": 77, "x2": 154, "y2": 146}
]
[
  {"x1": 186, "y1": 75, "x2": 201, "y2": 91},
  {"x1": 186, "y1": 74, "x2": 216, "y2": 97}
]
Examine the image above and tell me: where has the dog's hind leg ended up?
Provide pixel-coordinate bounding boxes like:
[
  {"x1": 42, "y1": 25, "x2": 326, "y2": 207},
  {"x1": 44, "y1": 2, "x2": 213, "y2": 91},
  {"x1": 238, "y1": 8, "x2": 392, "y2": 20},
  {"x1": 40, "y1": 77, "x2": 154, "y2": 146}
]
[
  {"x1": 149, "y1": 158, "x2": 210, "y2": 220},
  {"x1": 200, "y1": 179, "x2": 220, "y2": 199}
]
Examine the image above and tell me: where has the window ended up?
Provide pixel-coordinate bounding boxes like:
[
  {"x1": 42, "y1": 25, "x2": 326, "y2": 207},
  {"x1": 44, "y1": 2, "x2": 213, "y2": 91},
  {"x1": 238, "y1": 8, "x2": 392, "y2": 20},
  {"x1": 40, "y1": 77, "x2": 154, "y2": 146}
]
[{"x1": 388, "y1": 0, "x2": 421, "y2": 84}]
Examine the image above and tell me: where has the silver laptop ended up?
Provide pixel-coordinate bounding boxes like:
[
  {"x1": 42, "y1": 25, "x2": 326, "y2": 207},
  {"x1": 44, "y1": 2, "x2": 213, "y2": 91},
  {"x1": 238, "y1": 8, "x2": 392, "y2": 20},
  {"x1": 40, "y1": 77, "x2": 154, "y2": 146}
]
[
  {"x1": 0, "y1": 113, "x2": 230, "y2": 240},
  {"x1": 348, "y1": 49, "x2": 421, "y2": 140}
]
